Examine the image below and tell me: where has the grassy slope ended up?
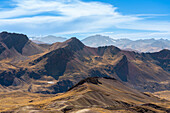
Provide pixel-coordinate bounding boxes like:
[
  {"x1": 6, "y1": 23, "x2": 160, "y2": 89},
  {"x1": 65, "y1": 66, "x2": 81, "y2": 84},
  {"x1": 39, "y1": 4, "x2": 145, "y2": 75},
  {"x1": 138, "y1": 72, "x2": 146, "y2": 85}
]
[{"x1": 1, "y1": 78, "x2": 169, "y2": 113}]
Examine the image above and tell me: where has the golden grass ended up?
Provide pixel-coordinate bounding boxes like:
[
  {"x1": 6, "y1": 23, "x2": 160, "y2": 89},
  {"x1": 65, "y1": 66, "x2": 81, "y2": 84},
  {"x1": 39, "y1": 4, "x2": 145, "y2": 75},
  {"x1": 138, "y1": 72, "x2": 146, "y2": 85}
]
[
  {"x1": 0, "y1": 84, "x2": 169, "y2": 112},
  {"x1": 153, "y1": 90, "x2": 170, "y2": 101},
  {"x1": 0, "y1": 91, "x2": 54, "y2": 112}
]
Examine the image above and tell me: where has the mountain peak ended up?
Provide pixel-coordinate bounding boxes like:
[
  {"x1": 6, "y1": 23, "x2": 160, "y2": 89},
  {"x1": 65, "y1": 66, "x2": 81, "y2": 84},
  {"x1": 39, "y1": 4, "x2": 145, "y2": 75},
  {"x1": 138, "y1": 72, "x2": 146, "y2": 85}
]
[
  {"x1": 63, "y1": 37, "x2": 85, "y2": 52},
  {"x1": 65, "y1": 37, "x2": 84, "y2": 47},
  {"x1": 0, "y1": 31, "x2": 28, "y2": 40},
  {"x1": 49, "y1": 37, "x2": 85, "y2": 51},
  {"x1": 0, "y1": 32, "x2": 44, "y2": 58},
  {"x1": 0, "y1": 32, "x2": 29, "y2": 44},
  {"x1": 160, "y1": 49, "x2": 170, "y2": 52},
  {"x1": 0, "y1": 32, "x2": 29, "y2": 54},
  {"x1": 68, "y1": 77, "x2": 116, "y2": 91},
  {"x1": 151, "y1": 49, "x2": 170, "y2": 55},
  {"x1": 69, "y1": 37, "x2": 81, "y2": 42},
  {"x1": 1, "y1": 31, "x2": 8, "y2": 34}
]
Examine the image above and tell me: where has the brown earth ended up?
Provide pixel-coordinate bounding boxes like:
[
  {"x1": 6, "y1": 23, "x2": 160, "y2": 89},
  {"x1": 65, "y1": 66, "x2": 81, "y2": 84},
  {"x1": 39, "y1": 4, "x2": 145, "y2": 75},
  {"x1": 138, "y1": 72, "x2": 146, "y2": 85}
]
[{"x1": 0, "y1": 77, "x2": 169, "y2": 113}]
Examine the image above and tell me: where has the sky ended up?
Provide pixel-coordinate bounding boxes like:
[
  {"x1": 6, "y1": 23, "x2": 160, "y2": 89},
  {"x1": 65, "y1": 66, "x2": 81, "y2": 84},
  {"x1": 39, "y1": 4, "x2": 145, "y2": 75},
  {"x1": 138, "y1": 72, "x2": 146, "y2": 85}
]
[{"x1": 0, "y1": 0, "x2": 170, "y2": 40}]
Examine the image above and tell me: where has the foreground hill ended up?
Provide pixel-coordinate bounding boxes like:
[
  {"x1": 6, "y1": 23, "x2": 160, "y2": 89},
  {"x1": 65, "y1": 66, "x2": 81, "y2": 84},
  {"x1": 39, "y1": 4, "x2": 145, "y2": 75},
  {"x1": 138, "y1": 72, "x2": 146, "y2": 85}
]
[
  {"x1": 1, "y1": 77, "x2": 169, "y2": 113},
  {"x1": 82, "y1": 35, "x2": 170, "y2": 52},
  {"x1": 0, "y1": 32, "x2": 169, "y2": 94}
]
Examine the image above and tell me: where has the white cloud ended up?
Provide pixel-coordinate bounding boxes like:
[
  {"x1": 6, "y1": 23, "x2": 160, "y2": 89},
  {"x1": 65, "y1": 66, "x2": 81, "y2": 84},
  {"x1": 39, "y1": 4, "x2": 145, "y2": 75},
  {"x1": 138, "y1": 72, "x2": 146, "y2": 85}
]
[
  {"x1": 0, "y1": 0, "x2": 169, "y2": 39},
  {"x1": 115, "y1": 21, "x2": 170, "y2": 32},
  {"x1": 0, "y1": 0, "x2": 140, "y2": 35}
]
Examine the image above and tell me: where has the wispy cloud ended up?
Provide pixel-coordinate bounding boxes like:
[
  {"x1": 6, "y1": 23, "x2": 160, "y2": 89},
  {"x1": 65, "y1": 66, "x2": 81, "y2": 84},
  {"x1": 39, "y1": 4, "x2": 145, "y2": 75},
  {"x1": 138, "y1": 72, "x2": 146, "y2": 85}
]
[
  {"x1": 115, "y1": 21, "x2": 170, "y2": 32},
  {"x1": 0, "y1": 0, "x2": 169, "y2": 39}
]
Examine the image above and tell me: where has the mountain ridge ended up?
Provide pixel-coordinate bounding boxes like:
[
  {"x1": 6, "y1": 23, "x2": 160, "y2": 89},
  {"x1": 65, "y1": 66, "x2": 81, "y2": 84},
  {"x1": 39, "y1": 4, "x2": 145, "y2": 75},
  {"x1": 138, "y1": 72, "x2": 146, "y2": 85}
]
[
  {"x1": 30, "y1": 35, "x2": 67, "y2": 44},
  {"x1": 82, "y1": 35, "x2": 170, "y2": 52},
  {"x1": 0, "y1": 32, "x2": 45, "y2": 60},
  {"x1": 0, "y1": 32, "x2": 169, "y2": 94}
]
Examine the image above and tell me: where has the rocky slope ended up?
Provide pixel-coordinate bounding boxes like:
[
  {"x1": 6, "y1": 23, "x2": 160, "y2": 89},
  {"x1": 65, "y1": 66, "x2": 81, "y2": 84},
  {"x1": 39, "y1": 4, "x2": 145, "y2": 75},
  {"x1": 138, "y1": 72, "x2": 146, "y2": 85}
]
[
  {"x1": 0, "y1": 32, "x2": 45, "y2": 60},
  {"x1": 1, "y1": 77, "x2": 169, "y2": 113},
  {"x1": 0, "y1": 32, "x2": 169, "y2": 94}
]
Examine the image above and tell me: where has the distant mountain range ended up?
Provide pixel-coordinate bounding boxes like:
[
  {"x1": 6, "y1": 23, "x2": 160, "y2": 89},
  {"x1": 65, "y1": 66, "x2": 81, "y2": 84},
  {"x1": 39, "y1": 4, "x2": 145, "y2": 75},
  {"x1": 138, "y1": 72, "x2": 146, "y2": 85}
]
[
  {"x1": 31, "y1": 34, "x2": 170, "y2": 52},
  {"x1": 30, "y1": 35, "x2": 67, "y2": 44},
  {"x1": 82, "y1": 35, "x2": 170, "y2": 52}
]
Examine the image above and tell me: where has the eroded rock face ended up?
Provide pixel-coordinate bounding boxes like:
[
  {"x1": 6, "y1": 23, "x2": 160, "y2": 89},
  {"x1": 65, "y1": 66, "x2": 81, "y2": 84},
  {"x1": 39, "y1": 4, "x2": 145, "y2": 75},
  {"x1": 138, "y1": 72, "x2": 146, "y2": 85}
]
[
  {"x1": 114, "y1": 55, "x2": 128, "y2": 82},
  {"x1": 0, "y1": 43, "x2": 6, "y2": 54}
]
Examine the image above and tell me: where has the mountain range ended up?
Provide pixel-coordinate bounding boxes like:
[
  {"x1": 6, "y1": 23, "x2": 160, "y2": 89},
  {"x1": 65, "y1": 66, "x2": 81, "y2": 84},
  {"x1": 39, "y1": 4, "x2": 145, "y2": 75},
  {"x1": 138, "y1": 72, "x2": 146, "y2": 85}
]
[
  {"x1": 31, "y1": 34, "x2": 170, "y2": 52},
  {"x1": 0, "y1": 32, "x2": 169, "y2": 93},
  {"x1": 82, "y1": 35, "x2": 170, "y2": 52},
  {"x1": 31, "y1": 35, "x2": 67, "y2": 44},
  {"x1": 0, "y1": 32, "x2": 169, "y2": 112}
]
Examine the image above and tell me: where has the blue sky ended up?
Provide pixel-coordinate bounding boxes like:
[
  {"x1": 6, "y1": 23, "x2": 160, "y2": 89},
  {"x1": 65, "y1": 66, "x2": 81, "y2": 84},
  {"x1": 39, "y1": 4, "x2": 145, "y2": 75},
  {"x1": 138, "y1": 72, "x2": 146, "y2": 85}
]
[{"x1": 0, "y1": 0, "x2": 170, "y2": 40}]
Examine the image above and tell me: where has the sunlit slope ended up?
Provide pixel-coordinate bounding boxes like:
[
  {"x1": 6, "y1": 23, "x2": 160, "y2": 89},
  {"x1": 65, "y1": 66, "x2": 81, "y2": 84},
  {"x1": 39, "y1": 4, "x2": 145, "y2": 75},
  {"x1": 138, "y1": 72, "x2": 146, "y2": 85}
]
[{"x1": 1, "y1": 77, "x2": 169, "y2": 113}]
